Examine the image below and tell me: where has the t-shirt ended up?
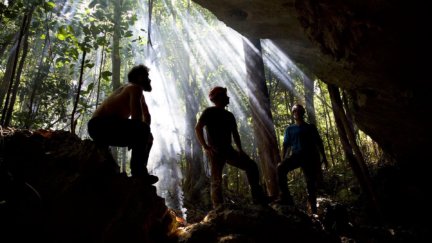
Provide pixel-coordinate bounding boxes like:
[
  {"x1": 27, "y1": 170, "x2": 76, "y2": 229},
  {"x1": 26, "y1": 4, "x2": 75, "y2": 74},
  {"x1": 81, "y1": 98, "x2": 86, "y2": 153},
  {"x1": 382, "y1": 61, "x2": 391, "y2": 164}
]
[
  {"x1": 283, "y1": 123, "x2": 321, "y2": 155},
  {"x1": 198, "y1": 106, "x2": 236, "y2": 149}
]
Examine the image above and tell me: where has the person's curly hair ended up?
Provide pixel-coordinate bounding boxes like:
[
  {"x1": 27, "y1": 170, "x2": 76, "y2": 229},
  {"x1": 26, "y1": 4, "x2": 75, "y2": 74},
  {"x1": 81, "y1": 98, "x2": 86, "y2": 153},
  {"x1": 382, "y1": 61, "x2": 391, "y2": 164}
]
[{"x1": 128, "y1": 64, "x2": 149, "y2": 84}]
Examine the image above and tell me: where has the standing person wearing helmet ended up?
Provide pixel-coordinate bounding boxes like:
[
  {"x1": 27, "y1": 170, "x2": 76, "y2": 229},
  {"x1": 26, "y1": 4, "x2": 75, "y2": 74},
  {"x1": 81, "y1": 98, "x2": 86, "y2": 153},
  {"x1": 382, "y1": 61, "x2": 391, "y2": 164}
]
[
  {"x1": 276, "y1": 104, "x2": 328, "y2": 214},
  {"x1": 195, "y1": 86, "x2": 269, "y2": 208}
]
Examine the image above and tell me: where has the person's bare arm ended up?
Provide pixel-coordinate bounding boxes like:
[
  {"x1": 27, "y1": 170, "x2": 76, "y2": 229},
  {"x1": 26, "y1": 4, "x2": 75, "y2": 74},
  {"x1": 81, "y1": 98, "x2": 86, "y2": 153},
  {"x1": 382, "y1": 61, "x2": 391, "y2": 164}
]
[
  {"x1": 195, "y1": 120, "x2": 209, "y2": 150},
  {"x1": 195, "y1": 119, "x2": 216, "y2": 158},
  {"x1": 232, "y1": 125, "x2": 244, "y2": 153},
  {"x1": 141, "y1": 95, "x2": 151, "y2": 125},
  {"x1": 129, "y1": 86, "x2": 143, "y2": 120}
]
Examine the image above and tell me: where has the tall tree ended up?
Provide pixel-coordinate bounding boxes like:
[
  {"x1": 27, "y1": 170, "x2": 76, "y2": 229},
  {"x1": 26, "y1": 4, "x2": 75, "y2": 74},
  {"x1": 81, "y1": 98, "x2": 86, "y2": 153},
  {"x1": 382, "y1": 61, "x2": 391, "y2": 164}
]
[
  {"x1": 316, "y1": 81, "x2": 337, "y2": 165},
  {"x1": 4, "y1": 7, "x2": 34, "y2": 126},
  {"x1": 111, "y1": 0, "x2": 122, "y2": 90},
  {"x1": 167, "y1": 0, "x2": 208, "y2": 206},
  {"x1": 1, "y1": 12, "x2": 28, "y2": 126},
  {"x1": 0, "y1": 33, "x2": 19, "y2": 117},
  {"x1": 70, "y1": 51, "x2": 87, "y2": 134},
  {"x1": 183, "y1": 73, "x2": 208, "y2": 206},
  {"x1": 328, "y1": 83, "x2": 381, "y2": 215},
  {"x1": 243, "y1": 37, "x2": 279, "y2": 197},
  {"x1": 95, "y1": 45, "x2": 107, "y2": 108},
  {"x1": 147, "y1": 0, "x2": 153, "y2": 48}
]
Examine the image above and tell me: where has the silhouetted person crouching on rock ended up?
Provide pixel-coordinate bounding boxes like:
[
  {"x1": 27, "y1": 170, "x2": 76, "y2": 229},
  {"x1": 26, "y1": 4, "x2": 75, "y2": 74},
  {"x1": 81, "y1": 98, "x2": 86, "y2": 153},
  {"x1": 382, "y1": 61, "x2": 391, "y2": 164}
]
[{"x1": 87, "y1": 64, "x2": 158, "y2": 184}]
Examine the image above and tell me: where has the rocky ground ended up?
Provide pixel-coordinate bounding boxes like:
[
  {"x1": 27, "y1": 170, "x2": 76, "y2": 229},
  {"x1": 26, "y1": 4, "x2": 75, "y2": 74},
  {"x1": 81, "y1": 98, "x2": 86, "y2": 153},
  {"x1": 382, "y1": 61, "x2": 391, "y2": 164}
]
[{"x1": 0, "y1": 128, "x2": 428, "y2": 242}]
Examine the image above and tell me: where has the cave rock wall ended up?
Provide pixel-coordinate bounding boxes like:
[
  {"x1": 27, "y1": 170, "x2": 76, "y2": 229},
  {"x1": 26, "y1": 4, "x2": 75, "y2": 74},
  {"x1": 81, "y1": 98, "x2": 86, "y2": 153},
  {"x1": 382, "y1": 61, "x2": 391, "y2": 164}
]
[{"x1": 192, "y1": 0, "x2": 430, "y2": 170}]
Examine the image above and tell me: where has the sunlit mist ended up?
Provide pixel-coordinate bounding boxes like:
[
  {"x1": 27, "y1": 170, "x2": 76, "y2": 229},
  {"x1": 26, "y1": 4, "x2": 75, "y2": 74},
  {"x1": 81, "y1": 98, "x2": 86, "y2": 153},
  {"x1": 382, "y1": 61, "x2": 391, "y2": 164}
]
[
  {"x1": 118, "y1": 1, "x2": 304, "y2": 220},
  {"x1": 261, "y1": 40, "x2": 304, "y2": 100},
  {"x1": 53, "y1": 0, "x2": 305, "y2": 221},
  {"x1": 130, "y1": 0, "x2": 259, "y2": 219}
]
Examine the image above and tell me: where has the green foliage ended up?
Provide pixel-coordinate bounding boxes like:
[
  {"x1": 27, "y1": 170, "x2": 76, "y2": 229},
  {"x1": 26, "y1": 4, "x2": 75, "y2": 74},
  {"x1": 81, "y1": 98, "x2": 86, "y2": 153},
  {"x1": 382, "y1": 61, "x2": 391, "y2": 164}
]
[
  {"x1": 44, "y1": 1, "x2": 56, "y2": 11},
  {"x1": 101, "y1": 71, "x2": 112, "y2": 81},
  {"x1": 0, "y1": 0, "x2": 386, "y2": 206}
]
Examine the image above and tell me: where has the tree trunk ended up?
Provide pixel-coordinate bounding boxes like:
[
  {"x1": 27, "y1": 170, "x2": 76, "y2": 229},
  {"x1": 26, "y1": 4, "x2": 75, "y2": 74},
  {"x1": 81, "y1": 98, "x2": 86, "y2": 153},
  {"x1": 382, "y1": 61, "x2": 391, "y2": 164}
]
[
  {"x1": 183, "y1": 91, "x2": 207, "y2": 205},
  {"x1": 0, "y1": 36, "x2": 18, "y2": 117},
  {"x1": 4, "y1": 9, "x2": 33, "y2": 126},
  {"x1": 147, "y1": 0, "x2": 153, "y2": 48},
  {"x1": 95, "y1": 45, "x2": 106, "y2": 108},
  {"x1": 328, "y1": 84, "x2": 381, "y2": 215},
  {"x1": 71, "y1": 51, "x2": 86, "y2": 134},
  {"x1": 0, "y1": 42, "x2": 17, "y2": 119},
  {"x1": 243, "y1": 37, "x2": 279, "y2": 197},
  {"x1": 1, "y1": 13, "x2": 28, "y2": 126},
  {"x1": 317, "y1": 81, "x2": 336, "y2": 166},
  {"x1": 182, "y1": 3, "x2": 208, "y2": 206},
  {"x1": 111, "y1": 0, "x2": 122, "y2": 90}
]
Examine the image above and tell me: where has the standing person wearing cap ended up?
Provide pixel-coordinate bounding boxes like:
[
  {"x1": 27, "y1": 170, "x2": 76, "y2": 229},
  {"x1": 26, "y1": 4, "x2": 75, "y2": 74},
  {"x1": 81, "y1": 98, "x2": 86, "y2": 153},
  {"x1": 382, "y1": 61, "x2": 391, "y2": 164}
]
[
  {"x1": 195, "y1": 86, "x2": 269, "y2": 208},
  {"x1": 88, "y1": 64, "x2": 158, "y2": 184},
  {"x1": 276, "y1": 104, "x2": 328, "y2": 214}
]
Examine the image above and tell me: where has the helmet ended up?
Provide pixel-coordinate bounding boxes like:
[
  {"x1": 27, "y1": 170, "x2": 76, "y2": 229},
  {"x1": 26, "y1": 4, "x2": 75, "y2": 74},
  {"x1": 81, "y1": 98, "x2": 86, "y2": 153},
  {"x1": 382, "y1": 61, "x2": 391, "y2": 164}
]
[
  {"x1": 209, "y1": 86, "x2": 227, "y2": 101},
  {"x1": 292, "y1": 104, "x2": 305, "y2": 115}
]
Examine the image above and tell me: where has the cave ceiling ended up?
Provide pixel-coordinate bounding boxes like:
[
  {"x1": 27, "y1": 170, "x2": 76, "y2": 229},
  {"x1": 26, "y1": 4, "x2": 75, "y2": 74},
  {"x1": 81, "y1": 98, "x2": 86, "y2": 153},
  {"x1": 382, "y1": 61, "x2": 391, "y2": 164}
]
[{"x1": 192, "y1": 0, "x2": 430, "y2": 167}]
